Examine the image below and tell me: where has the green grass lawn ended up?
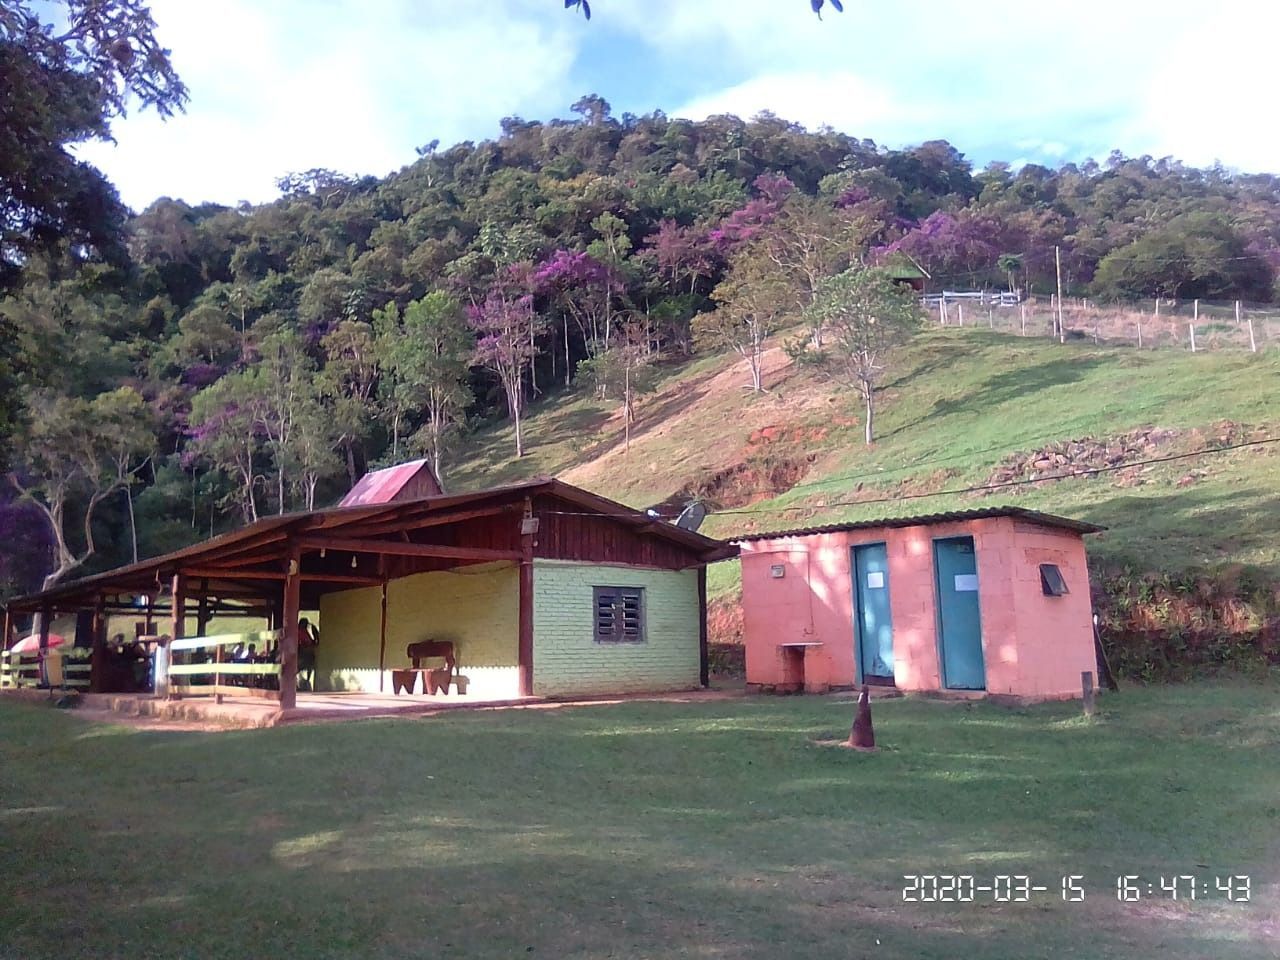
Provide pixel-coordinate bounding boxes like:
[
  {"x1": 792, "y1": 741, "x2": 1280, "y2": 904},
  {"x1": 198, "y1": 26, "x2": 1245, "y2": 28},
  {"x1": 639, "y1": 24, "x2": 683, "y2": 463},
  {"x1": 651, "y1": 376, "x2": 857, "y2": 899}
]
[{"x1": 2, "y1": 681, "x2": 1277, "y2": 958}]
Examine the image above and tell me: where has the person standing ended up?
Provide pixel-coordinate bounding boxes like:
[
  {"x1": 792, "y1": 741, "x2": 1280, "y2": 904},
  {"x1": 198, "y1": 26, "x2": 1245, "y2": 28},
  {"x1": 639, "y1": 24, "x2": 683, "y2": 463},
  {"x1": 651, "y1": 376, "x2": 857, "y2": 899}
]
[{"x1": 297, "y1": 617, "x2": 320, "y2": 692}]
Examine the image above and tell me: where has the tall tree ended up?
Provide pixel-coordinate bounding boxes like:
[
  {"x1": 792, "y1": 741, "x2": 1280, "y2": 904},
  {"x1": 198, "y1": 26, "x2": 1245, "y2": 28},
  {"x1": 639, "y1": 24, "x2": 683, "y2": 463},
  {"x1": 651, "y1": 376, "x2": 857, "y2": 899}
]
[
  {"x1": 806, "y1": 268, "x2": 924, "y2": 444},
  {"x1": 698, "y1": 241, "x2": 795, "y2": 392},
  {"x1": 8, "y1": 386, "x2": 154, "y2": 588},
  {"x1": 469, "y1": 268, "x2": 538, "y2": 457},
  {"x1": 1, "y1": 1, "x2": 186, "y2": 286}
]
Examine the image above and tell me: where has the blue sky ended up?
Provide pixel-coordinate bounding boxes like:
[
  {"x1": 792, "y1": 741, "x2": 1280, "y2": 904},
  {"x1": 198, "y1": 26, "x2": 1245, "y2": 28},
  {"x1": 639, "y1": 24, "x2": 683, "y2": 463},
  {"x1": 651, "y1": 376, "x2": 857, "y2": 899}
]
[{"x1": 76, "y1": 0, "x2": 1278, "y2": 210}]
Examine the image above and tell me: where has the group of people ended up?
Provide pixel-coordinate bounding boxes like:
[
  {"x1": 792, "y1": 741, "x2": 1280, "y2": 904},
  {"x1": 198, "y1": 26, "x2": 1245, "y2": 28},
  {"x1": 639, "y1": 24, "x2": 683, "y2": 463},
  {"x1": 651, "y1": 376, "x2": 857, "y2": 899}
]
[{"x1": 173, "y1": 618, "x2": 320, "y2": 692}]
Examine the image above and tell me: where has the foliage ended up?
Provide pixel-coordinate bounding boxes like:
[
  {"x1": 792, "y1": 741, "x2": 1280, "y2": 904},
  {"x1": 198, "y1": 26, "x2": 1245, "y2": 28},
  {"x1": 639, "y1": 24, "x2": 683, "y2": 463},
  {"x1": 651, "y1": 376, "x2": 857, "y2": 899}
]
[
  {"x1": 0, "y1": 0, "x2": 186, "y2": 286},
  {"x1": 700, "y1": 240, "x2": 796, "y2": 392},
  {"x1": 806, "y1": 268, "x2": 924, "y2": 443},
  {"x1": 8, "y1": 385, "x2": 154, "y2": 587},
  {"x1": 469, "y1": 266, "x2": 539, "y2": 457}
]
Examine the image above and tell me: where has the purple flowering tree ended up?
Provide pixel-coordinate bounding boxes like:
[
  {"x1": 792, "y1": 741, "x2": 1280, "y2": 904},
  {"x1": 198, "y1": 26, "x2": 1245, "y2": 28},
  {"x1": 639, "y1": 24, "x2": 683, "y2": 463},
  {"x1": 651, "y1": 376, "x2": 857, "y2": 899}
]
[
  {"x1": 470, "y1": 266, "x2": 539, "y2": 457},
  {"x1": 534, "y1": 249, "x2": 619, "y2": 382}
]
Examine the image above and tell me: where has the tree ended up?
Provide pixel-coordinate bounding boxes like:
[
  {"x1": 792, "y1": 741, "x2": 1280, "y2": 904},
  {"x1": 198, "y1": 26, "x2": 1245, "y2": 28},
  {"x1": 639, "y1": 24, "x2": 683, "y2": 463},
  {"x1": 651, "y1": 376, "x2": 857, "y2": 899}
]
[
  {"x1": 469, "y1": 268, "x2": 538, "y2": 457},
  {"x1": 997, "y1": 253, "x2": 1023, "y2": 295},
  {"x1": 245, "y1": 329, "x2": 325, "y2": 514},
  {"x1": 699, "y1": 241, "x2": 796, "y2": 392},
  {"x1": 1, "y1": 1, "x2": 186, "y2": 286},
  {"x1": 374, "y1": 292, "x2": 473, "y2": 484},
  {"x1": 9, "y1": 386, "x2": 154, "y2": 588},
  {"x1": 577, "y1": 320, "x2": 655, "y2": 452},
  {"x1": 317, "y1": 320, "x2": 380, "y2": 483},
  {"x1": 1091, "y1": 213, "x2": 1274, "y2": 302},
  {"x1": 806, "y1": 268, "x2": 924, "y2": 444},
  {"x1": 187, "y1": 374, "x2": 263, "y2": 524}
]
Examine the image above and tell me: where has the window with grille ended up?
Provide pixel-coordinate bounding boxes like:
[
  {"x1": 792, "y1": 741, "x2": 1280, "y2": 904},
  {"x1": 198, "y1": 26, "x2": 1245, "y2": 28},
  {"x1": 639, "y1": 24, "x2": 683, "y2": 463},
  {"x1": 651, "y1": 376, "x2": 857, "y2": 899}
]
[
  {"x1": 1039, "y1": 564, "x2": 1069, "y2": 597},
  {"x1": 593, "y1": 586, "x2": 645, "y2": 643}
]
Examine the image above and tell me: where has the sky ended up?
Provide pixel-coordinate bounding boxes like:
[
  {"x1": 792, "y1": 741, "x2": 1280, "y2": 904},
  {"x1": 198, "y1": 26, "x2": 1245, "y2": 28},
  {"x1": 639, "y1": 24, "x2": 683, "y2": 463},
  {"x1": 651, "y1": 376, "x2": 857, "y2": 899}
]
[{"x1": 75, "y1": 0, "x2": 1280, "y2": 211}]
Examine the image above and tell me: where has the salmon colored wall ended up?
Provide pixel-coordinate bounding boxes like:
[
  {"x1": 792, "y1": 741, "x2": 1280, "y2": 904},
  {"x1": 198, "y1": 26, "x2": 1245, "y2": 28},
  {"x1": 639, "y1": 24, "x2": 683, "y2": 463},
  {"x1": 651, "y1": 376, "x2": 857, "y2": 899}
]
[{"x1": 738, "y1": 517, "x2": 1096, "y2": 700}]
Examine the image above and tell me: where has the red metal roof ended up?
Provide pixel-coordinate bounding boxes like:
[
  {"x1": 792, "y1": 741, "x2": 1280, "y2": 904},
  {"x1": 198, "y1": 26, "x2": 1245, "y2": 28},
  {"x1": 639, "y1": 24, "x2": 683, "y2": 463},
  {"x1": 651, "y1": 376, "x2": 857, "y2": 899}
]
[
  {"x1": 339, "y1": 460, "x2": 438, "y2": 506},
  {"x1": 731, "y1": 506, "x2": 1104, "y2": 543}
]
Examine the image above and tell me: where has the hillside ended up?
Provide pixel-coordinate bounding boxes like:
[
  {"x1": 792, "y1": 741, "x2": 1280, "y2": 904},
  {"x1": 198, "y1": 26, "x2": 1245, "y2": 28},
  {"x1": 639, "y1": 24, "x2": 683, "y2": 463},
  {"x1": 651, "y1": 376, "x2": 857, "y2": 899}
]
[{"x1": 446, "y1": 330, "x2": 1280, "y2": 603}]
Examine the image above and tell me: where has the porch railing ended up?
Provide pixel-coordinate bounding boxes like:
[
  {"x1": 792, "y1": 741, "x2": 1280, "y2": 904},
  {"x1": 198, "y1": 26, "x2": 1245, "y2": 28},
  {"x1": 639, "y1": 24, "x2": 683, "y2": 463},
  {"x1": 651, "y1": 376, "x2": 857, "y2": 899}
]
[
  {"x1": 0, "y1": 650, "x2": 38, "y2": 689},
  {"x1": 168, "y1": 630, "x2": 282, "y2": 700}
]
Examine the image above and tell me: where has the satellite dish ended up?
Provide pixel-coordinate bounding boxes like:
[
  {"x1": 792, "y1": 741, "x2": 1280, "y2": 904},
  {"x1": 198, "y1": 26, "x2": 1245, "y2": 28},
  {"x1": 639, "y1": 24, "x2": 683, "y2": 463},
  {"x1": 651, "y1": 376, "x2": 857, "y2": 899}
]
[{"x1": 674, "y1": 501, "x2": 708, "y2": 532}]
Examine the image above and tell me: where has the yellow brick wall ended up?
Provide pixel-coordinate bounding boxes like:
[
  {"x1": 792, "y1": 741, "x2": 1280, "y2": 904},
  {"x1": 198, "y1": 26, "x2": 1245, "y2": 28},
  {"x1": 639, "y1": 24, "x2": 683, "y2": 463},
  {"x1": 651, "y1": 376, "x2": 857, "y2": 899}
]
[
  {"x1": 317, "y1": 562, "x2": 520, "y2": 698},
  {"x1": 532, "y1": 560, "x2": 701, "y2": 697}
]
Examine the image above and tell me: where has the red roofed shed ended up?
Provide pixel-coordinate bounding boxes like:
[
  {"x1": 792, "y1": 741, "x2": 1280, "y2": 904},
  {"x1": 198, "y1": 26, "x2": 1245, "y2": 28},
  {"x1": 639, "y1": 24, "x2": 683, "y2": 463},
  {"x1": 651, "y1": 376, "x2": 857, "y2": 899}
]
[{"x1": 339, "y1": 460, "x2": 443, "y2": 507}]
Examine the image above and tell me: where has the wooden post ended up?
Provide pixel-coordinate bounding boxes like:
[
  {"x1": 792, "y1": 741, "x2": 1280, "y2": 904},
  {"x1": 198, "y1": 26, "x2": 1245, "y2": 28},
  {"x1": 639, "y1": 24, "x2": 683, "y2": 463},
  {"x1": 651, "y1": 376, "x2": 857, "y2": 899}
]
[
  {"x1": 697, "y1": 566, "x2": 709, "y2": 688},
  {"x1": 1020, "y1": 303, "x2": 1026, "y2": 335},
  {"x1": 377, "y1": 579, "x2": 388, "y2": 693},
  {"x1": 2, "y1": 607, "x2": 11, "y2": 651},
  {"x1": 1189, "y1": 322, "x2": 1197, "y2": 353},
  {"x1": 162, "y1": 575, "x2": 185, "y2": 700},
  {"x1": 1055, "y1": 245, "x2": 1065, "y2": 343},
  {"x1": 1094, "y1": 320, "x2": 1099, "y2": 345},
  {"x1": 280, "y1": 543, "x2": 300, "y2": 710},
  {"x1": 38, "y1": 603, "x2": 51, "y2": 686},
  {"x1": 1193, "y1": 298, "x2": 1199, "y2": 323},
  {"x1": 957, "y1": 303, "x2": 964, "y2": 327},
  {"x1": 938, "y1": 296, "x2": 946, "y2": 325},
  {"x1": 517, "y1": 496, "x2": 535, "y2": 698},
  {"x1": 1081, "y1": 671, "x2": 1096, "y2": 717},
  {"x1": 1241, "y1": 301, "x2": 1257, "y2": 353},
  {"x1": 89, "y1": 597, "x2": 106, "y2": 693},
  {"x1": 987, "y1": 307, "x2": 993, "y2": 329},
  {"x1": 1137, "y1": 318, "x2": 1143, "y2": 348}
]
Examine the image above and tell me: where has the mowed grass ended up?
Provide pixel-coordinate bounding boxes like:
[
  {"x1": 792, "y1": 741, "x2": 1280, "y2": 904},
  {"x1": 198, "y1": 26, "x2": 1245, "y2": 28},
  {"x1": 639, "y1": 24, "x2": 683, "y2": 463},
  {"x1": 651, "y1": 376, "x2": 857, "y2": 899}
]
[
  {"x1": 443, "y1": 329, "x2": 1280, "y2": 599},
  {"x1": 1, "y1": 681, "x2": 1277, "y2": 959}
]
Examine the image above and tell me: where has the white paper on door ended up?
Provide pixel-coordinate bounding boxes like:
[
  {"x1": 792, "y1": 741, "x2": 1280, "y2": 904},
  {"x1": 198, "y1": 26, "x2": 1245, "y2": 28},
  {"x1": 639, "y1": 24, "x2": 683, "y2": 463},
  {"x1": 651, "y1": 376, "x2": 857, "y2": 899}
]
[
  {"x1": 953, "y1": 574, "x2": 979, "y2": 592},
  {"x1": 866, "y1": 571, "x2": 885, "y2": 589}
]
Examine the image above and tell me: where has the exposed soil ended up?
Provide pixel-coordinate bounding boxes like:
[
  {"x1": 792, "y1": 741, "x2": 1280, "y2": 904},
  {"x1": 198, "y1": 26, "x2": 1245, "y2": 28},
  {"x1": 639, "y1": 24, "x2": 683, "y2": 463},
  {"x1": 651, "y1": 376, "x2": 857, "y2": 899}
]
[{"x1": 985, "y1": 420, "x2": 1262, "y2": 491}]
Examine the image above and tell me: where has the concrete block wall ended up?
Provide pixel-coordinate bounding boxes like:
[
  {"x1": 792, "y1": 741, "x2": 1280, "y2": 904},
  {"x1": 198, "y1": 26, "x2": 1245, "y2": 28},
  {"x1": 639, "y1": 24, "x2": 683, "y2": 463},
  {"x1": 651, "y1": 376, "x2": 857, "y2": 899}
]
[
  {"x1": 532, "y1": 560, "x2": 701, "y2": 697},
  {"x1": 318, "y1": 561, "x2": 520, "y2": 699}
]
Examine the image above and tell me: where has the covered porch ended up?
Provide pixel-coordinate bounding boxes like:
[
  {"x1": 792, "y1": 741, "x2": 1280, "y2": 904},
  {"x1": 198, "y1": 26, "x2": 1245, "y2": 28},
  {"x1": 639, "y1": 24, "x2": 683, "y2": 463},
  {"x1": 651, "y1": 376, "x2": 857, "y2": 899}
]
[{"x1": 2, "y1": 483, "x2": 550, "y2": 712}]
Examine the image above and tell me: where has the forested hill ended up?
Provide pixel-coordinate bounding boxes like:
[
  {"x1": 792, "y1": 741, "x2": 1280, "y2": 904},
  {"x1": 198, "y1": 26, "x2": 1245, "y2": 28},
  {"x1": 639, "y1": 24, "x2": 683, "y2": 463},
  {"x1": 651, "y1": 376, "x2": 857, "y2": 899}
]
[{"x1": 4, "y1": 99, "x2": 1280, "y2": 596}]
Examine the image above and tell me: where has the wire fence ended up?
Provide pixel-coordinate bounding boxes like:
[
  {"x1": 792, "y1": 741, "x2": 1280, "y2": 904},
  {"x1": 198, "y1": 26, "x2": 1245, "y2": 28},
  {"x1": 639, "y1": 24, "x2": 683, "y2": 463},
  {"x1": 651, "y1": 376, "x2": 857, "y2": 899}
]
[{"x1": 931, "y1": 295, "x2": 1276, "y2": 353}]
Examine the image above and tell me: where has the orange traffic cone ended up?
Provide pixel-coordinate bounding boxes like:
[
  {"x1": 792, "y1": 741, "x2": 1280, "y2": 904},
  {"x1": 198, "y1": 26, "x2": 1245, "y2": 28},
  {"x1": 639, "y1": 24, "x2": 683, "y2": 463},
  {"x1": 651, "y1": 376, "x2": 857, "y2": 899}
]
[{"x1": 848, "y1": 684, "x2": 876, "y2": 751}]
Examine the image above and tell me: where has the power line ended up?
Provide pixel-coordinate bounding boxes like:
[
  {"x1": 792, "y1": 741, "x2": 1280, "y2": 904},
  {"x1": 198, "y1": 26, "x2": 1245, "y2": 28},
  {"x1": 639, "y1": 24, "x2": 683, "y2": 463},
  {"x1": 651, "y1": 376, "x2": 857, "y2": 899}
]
[{"x1": 539, "y1": 435, "x2": 1280, "y2": 522}]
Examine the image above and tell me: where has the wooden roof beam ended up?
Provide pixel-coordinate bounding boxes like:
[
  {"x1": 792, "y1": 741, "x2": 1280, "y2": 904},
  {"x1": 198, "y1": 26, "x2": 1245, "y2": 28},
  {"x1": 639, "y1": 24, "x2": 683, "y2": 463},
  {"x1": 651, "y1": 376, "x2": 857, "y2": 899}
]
[{"x1": 296, "y1": 536, "x2": 521, "y2": 563}]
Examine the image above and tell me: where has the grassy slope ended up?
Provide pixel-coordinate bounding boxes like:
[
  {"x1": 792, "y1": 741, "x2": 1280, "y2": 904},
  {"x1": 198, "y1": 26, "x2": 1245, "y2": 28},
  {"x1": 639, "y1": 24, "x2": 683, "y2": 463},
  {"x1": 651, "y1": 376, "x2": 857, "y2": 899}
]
[
  {"x1": 1, "y1": 684, "x2": 1276, "y2": 959},
  {"x1": 446, "y1": 331, "x2": 1280, "y2": 599}
]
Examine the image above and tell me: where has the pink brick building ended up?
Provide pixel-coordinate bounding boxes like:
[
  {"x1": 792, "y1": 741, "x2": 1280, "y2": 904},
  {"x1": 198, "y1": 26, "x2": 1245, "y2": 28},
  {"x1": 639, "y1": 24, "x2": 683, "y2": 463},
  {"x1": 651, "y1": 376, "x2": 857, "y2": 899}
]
[{"x1": 735, "y1": 507, "x2": 1103, "y2": 701}]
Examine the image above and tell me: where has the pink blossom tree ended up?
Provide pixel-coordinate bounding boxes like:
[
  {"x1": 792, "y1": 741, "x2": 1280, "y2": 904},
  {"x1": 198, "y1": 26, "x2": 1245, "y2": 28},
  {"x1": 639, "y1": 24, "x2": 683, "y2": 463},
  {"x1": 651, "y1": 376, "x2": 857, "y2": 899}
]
[{"x1": 470, "y1": 266, "x2": 539, "y2": 457}]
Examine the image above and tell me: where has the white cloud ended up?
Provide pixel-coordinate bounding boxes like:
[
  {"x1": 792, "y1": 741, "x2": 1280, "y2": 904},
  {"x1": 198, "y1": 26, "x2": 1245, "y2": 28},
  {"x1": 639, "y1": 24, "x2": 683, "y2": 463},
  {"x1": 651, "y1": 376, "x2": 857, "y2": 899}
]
[{"x1": 75, "y1": 0, "x2": 580, "y2": 208}]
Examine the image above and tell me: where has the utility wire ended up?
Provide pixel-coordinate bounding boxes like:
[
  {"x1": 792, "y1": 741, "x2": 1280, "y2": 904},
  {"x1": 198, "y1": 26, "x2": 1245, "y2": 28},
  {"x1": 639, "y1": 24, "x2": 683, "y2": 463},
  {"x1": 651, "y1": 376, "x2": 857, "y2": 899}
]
[{"x1": 539, "y1": 435, "x2": 1279, "y2": 521}]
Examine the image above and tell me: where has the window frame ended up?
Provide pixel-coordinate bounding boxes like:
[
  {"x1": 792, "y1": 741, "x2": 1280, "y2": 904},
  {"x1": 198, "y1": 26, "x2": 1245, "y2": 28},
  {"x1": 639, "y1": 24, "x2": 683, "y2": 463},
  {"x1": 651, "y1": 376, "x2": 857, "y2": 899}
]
[
  {"x1": 1039, "y1": 563, "x2": 1069, "y2": 597},
  {"x1": 592, "y1": 585, "x2": 646, "y2": 644}
]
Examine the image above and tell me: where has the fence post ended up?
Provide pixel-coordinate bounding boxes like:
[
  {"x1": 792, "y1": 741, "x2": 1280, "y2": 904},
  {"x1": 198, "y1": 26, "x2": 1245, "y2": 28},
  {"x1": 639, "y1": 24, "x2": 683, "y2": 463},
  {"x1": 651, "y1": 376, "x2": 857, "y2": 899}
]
[
  {"x1": 988, "y1": 308, "x2": 993, "y2": 329},
  {"x1": 1194, "y1": 299, "x2": 1199, "y2": 323},
  {"x1": 938, "y1": 296, "x2": 946, "y2": 326},
  {"x1": 957, "y1": 303, "x2": 964, "y2": 327},
  {"x1": 1137, "y1": 318, "x2": 1143, "y2": 348},
  {"x1": 1082, "y1": 671, "x2": 1096, "y2": 717},
  {"x1": 1189, "y1": 322, "x2": 1197, "y2": 353},
  {"x1": 1020, "y1": 303, "x2": 1026, "y2": 335},
  {"x1": 1248, "y1": 316, "x2": 1257, "y2": 353},
  {"x1": 1094, "y1": 320, "x2": 1099, "y2": 344}
]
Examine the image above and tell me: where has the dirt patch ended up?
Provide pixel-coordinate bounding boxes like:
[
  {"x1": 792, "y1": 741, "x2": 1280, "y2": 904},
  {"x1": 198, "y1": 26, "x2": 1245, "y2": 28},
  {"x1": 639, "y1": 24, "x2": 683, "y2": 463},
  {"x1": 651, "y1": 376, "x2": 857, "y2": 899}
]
[{"x1": 985, "y1": 421, "x2": 1261, "y2": 491}]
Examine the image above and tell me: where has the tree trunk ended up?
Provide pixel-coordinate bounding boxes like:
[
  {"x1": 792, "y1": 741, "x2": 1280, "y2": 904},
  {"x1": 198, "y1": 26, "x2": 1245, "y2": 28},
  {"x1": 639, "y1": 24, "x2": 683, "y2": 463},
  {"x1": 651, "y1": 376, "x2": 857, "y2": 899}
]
[
  {"x1": 564, "y1": 317, "x2": 571, "y2": 387},
  {"x1": 125, "y1": 486, "x2": 139, "y2": 564},
  {"x1": 863, "y1": 387, "x2": 875, "y2": 445}
]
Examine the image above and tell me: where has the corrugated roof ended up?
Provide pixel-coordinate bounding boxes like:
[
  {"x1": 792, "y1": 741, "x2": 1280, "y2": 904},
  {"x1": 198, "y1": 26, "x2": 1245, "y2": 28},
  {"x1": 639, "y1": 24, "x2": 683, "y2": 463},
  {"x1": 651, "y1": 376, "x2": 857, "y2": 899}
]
[
  {"x1": 731, "y1": 506, "x2": 1104, "y2": 543},
  {"x1": 6, "y1": 477, "x2": 737, "y2": 611},
  {"x1": 339, "y1": 460, "x2": 438, "y2": 506}
]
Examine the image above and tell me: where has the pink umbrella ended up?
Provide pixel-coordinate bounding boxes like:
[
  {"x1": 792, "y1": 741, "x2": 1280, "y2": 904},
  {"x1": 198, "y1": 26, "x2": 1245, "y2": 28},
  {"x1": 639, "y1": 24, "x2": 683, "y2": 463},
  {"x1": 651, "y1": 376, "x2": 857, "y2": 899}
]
[{"x1": 9, "y1": 634, "x2": 68, "y2": 655}]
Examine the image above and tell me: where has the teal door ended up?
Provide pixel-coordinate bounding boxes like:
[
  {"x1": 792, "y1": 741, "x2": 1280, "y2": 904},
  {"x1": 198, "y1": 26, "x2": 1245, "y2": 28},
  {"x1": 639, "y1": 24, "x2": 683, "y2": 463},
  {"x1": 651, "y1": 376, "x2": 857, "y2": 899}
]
[
  {"x1": 934, "y1": 537, "x2": 986, "y2": 690},
  {"x1": 853, "y1": 543, "x2": 895, "y2": 683}
]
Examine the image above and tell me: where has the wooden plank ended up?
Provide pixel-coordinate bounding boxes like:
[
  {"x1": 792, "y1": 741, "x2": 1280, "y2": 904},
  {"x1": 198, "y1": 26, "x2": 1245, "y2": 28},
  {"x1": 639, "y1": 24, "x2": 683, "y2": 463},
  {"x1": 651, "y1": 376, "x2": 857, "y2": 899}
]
[
  {"x1": 171, "y1": 683, "x2": 280, "y2": 700},
  {"x1": 296, "y1": 536, "x2": 521, "y2": 562},
  {"x1": 180, "y1": 567, "x2": 384, "y2": 585},
  {"x1": 168, "y1": 662, "x2": 281, "y2": 676},
  {"x1": 170, "y1": 630, "x2": 280, "y2": 651},
  {"x1": 378, "y1": 580, "x2": 388, "y2": 693},
  {"x1": 334, "y1": 503, "x2": 518, "y2": 539}
]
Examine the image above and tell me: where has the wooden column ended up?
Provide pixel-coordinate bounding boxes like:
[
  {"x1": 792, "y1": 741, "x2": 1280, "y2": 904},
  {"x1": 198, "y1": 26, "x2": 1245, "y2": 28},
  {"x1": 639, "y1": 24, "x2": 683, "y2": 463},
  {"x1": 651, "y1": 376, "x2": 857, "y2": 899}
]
[
  {"x1": 162, "y1": 575, "x2": 185, "y2": 700},
  {"x1": 38, "y1": 603, "x2": 51, "y2": 687},
  {"x1": 89, "y1": 598, "x2": 107, "y2": 693},
  {"x1": 377, "y1": 580, "x2": 389, "y2": 693},
  {"x1": 697, "y1": 566, "x2": 710, "y2": 688},
  {"x1": 279, "y1": 543, "x2": 301, "y2": 710},
  {"x1": 2, "y1": 607, "x2": 12, "y2": 650},
  {"x1": 196, "y1": 581, "x2": 211, "y2": 637},
  {"x1": 517, "y1": 497, "x2": 536, "y2": 697}
]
